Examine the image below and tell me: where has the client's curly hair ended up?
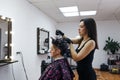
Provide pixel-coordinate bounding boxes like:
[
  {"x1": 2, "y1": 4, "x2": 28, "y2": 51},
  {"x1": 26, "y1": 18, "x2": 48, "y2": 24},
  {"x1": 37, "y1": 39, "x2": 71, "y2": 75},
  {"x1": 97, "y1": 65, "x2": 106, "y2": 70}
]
[{"x1": 51, "y1": 37, "x2": 69, "y2": 56}]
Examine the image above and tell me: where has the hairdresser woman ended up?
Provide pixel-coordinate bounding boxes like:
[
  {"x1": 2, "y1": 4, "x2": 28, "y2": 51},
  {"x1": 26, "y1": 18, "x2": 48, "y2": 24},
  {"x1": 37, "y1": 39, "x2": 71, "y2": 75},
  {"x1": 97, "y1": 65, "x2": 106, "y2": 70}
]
[
  {"x1": 57, "y1": 18, "x2": 98, "y2": 80},
  {"x1": 70, "y1": 18, "x2": 99, "y2": 80}
]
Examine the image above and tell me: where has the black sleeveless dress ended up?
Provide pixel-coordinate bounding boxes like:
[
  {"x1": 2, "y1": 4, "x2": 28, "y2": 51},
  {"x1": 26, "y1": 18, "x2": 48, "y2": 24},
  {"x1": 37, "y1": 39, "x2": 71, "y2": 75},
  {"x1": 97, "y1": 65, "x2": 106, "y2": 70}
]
[{"x1": 76, "y1": 39, "x2": 96, "y2": 80}]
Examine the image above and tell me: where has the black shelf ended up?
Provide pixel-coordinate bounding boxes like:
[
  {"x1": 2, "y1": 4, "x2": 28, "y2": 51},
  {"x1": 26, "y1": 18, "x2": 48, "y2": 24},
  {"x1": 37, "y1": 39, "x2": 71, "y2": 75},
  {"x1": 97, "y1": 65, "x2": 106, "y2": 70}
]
[
  {"x1": 0, "y1": 60, "x2": 18, "y2": 67},
  {"x1": 108, "y1": 54, "x2": 120, "y2": 74}
]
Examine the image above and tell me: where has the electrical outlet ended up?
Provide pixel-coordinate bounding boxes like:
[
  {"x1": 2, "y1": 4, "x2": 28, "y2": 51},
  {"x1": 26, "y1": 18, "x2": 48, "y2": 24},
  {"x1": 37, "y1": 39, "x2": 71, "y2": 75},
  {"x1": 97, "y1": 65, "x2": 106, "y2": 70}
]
[{"x1": 16, "y1": 52, "x2": 21, "y2": 54}]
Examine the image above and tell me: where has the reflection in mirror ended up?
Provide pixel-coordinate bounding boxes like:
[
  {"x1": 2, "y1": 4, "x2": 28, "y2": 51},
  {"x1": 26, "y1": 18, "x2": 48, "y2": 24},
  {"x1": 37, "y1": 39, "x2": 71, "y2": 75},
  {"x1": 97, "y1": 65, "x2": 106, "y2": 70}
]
[
  {"x1": 37, "y1": 28, "x2": 49, "y2": 54},
  {"x1": 0, "y1": 16, "x2": 12, "y2": 61}
]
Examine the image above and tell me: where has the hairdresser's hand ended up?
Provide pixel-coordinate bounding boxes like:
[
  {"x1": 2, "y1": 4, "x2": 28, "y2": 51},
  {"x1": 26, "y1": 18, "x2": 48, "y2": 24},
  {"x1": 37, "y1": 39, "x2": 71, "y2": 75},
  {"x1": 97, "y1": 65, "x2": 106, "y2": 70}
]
[
  {"x1": 64, "y1": 38, "x2": 73, "y2": 44},
  {"x1": 56, "y1": 29, "x2": 64, "y2": 36}
]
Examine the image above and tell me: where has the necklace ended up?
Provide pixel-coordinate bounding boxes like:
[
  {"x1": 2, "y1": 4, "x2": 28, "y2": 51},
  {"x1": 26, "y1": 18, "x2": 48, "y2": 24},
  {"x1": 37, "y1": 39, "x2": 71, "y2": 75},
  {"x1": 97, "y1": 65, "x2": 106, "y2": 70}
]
[
  {"x1": 78, "y1": 38, "x2": 91, "y2": 49},
  {"x1": 82, "y1": 38, "x2": 91, "y2": 43}
]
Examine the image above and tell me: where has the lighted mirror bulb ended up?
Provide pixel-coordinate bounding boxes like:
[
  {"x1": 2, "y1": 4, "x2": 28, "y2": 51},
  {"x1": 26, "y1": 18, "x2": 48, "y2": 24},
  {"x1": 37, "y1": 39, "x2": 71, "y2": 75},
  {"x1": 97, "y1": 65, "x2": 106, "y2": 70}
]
[
  {"x1": 5, "y1": 31, "x2": 8, "y2": 34},
  {"x1": 5, "y1": 56, "x2": 8, "y2": 59},
  {"x1": 5, "y1": 55, "x2": 14, "y2": 60},
  {"x1": 10, "y1": 31, "x2": 14, "y2": 34},
  {"x1": 11, "y1": 56, "x2": 13, "y2": 59},
  {"x1": 5, "y1": 43, "x2": 8, "y2": 47},
  {"x1": 1, "y1": 16, "x2": 6, "y2": 19},
  {"x1": 10, "y1": 43, "x2": 13, "y2": 47},
  {"x1": 11, "y1": 18, "x2": 14, "y2": 22}
]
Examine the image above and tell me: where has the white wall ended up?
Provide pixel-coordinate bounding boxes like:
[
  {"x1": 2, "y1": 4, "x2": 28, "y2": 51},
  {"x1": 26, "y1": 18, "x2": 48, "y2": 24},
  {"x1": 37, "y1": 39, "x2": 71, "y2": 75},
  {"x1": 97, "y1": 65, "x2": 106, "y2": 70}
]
[
  {"x1": 0, "y1": 0, "x2": 56, "y2": 80},
  {"x1": 57, "y1": 20, "x2": 120, "y2": 68}
]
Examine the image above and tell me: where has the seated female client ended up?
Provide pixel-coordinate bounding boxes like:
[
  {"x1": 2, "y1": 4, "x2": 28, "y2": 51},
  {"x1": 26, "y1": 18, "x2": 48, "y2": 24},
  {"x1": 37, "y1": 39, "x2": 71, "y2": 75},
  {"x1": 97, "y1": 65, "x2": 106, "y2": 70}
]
[{"x1": 39, "y1": 37, "x2": 74, "y2": 80}]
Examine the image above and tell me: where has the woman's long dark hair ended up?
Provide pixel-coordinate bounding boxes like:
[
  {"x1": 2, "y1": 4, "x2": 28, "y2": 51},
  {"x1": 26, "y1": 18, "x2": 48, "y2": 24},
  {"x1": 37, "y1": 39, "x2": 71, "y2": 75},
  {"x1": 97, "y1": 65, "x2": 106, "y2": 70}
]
[{"x1": 80, "y1": 18, "x2": 99, "y2": 49}]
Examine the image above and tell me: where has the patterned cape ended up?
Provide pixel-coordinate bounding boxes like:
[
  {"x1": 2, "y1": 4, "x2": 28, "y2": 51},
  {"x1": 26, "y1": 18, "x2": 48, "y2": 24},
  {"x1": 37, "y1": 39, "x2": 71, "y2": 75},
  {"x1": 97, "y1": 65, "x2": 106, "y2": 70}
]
[{"x1": 39, "y1": 58, "x2": 74, "y2": 80}]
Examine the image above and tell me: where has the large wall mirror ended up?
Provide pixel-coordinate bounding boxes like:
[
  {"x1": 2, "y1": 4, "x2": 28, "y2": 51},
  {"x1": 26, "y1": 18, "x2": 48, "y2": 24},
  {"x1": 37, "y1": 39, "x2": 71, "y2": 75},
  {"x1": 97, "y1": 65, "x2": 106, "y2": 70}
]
[
  {"x1": 0, "y1": 16, "x2": 12, "y2": 61},
  {"x1": 37, "y1": 27, "x2": 49, "y2": 54}
]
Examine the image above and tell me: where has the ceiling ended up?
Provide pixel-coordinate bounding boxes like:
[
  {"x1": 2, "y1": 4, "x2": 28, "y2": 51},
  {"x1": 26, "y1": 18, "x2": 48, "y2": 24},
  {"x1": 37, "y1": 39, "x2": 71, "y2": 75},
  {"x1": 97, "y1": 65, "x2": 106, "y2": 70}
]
[{"x1": 27, "y1": 0, "x2": 120, "y2": 23}]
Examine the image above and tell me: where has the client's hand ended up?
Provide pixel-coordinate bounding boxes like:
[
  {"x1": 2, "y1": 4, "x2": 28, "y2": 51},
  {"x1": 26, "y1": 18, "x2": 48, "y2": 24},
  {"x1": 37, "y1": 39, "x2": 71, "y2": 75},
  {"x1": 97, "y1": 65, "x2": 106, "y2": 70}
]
[{"x1": 56, "y1": 29, "x2": 64, "y2": 36}]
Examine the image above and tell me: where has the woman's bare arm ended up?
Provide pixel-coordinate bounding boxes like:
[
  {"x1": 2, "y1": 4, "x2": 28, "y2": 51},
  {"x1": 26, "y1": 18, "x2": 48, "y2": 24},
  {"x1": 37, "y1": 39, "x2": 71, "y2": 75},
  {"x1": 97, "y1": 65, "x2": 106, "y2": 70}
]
[
  {"x1": 71, "y1": 38, "x2": 80, "y2": 44},
  {"x1": 70, "y1": 40, "x2": 95, "y2": 61}
]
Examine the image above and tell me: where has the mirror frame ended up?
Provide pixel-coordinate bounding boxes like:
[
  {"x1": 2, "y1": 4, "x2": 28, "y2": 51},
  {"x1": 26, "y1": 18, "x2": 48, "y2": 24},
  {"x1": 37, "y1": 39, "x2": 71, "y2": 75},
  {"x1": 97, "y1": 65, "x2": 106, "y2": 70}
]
[
  {"x1": 0, "y1": 16, "x2": 12, "y2": 60},
  {"x1": 37, "y1": 27, "x2": 49, "y2": 54}
]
